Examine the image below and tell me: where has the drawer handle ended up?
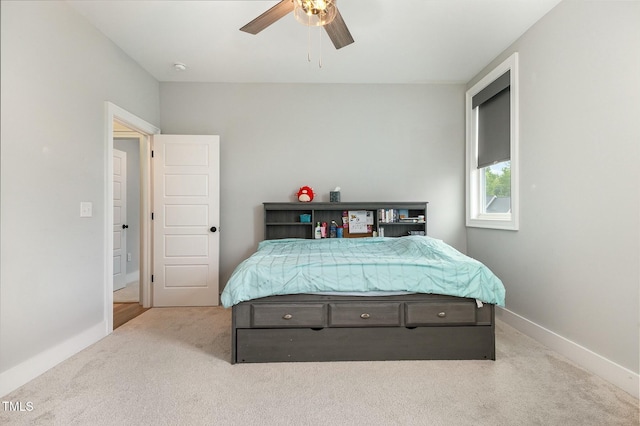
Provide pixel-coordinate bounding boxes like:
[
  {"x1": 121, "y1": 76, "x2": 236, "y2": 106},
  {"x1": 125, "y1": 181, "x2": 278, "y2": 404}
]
[
  {"x1": 437, "y1": 312, "x2": 446, "y2": 318},
  {"x1": 282, "y1": 314, "x2": 293, "y2": 320},
  {"x1": 360, "y1": 313, "x2": 371, "y2": 319}
]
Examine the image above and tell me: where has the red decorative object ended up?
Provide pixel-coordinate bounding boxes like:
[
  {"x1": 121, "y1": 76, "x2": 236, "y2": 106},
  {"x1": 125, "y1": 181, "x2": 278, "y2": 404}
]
[{"x1": 296, "y1": 186, "x2": 315, "y2": 202}]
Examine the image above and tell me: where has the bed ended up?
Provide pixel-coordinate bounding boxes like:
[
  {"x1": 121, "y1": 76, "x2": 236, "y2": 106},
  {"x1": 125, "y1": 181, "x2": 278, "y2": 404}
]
[{"x1": 223, "y1": 207, "x2": 505, "y2": 364}]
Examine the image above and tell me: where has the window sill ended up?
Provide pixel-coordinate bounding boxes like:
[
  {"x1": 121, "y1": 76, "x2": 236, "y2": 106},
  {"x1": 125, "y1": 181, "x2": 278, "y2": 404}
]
[{"x1": 466, "y1": 216, "x2": 518, "y2": 231}]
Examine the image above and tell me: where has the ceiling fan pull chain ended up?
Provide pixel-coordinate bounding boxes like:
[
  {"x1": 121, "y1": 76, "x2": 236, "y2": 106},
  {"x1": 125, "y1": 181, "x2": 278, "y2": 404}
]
[
  {"x1": 318, "y1": 26, "x2": 323, "y2": 68},
  {"x1": 307, "y1": 22, "x2": 312, "y2": 62}
]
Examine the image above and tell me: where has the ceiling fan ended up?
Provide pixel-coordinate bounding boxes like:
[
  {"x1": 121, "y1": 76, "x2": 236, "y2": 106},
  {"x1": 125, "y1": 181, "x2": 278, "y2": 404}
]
[{"x1": 240, "y1": 0, "x2": 354, "y2": 50}]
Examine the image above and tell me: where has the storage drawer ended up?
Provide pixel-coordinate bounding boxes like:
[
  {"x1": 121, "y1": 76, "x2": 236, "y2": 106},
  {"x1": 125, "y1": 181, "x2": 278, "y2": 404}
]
[
  {"x1": 405, "y1": 302, "x2": 476, "y2": 325},
  {"x1": 329, "y1": 303, "x2": 401, "y2": 327},
  {"x1": 234, "y1": 326, "x2": 495, "y2": 363},
  {"x1": 251, "y1": 303, "x2": 326, "y2": 328}
]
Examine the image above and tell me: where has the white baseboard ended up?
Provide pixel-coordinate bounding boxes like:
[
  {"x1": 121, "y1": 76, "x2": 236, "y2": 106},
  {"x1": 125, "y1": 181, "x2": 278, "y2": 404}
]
[
  {"x1": 126, "y1": 270, "x2": 139, "y2": 284},
  {"x1": 497, "y1": 307, "x2": 639, "y2": 398},
  {"x1": 0, "y1": 321, "x2": 107, "y2": 398}
]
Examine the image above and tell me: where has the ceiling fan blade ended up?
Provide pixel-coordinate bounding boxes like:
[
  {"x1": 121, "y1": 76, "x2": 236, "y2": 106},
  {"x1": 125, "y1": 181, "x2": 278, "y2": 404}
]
[
  {"x1": 323, "y1": 8, "x2": 354, "y2": 49},
  {"x1": 240, "y1": 0, "x2": 295, "y2": 35}
]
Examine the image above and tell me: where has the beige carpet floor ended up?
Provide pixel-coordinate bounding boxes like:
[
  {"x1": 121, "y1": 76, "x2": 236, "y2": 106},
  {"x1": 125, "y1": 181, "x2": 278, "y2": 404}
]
[
  {"x1": 113, "y1": 281, "x2": 139, "y2": 303},
  {"x1": 1, "y1": 307, "x2": 638, "y2": 426}
]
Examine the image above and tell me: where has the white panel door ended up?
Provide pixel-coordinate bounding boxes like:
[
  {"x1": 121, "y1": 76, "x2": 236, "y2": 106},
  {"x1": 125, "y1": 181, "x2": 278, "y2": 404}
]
[
  {"x1": 153, "y1": 135, "x2": 220, "y2": 306},
  {"x1": 113, "y1": 149, "x2": 127, "y2": 291}
]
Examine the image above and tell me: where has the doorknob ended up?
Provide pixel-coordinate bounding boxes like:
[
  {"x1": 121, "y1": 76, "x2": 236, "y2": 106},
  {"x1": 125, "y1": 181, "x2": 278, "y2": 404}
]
[
  {"x1": 122, "y1": 224, "x2": 129, "y2": 229},
  {"x1": 210, "y1": 226, "x2": 217, "y2": 233}
]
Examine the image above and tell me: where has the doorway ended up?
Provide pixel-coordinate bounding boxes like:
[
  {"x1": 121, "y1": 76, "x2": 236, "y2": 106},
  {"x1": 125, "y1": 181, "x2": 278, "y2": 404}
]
[
  {"x1": 113, "y1": 127, "x2": 142, "y2": 307},
  {"x1": 105, "y1": 102, "x2": 160, "y2": 332}
]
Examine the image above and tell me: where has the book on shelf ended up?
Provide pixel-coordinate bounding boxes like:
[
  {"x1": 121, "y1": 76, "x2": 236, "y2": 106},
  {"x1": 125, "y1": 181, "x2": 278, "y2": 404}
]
[
  {"x1": 378, "y1": 208, "x2": 405, "y2": 223},
  {"x1": 399, "y1": 218, "x2": 419, "y2": 223}
]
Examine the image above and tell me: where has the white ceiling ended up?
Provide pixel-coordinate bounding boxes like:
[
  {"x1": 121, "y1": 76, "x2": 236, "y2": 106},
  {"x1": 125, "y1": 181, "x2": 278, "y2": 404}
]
[{"x1": 68, "y1": 0, "x2": 562, "y2": 84}]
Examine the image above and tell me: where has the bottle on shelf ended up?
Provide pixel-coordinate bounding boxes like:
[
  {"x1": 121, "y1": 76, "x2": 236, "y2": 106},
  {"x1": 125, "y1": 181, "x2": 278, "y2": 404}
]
[
  {"x1": 315, "y1": 222, "x2": 322, "y2": 239},
  {"x1": 329, "y1": 221, "x2": 338, "y2": 238}
]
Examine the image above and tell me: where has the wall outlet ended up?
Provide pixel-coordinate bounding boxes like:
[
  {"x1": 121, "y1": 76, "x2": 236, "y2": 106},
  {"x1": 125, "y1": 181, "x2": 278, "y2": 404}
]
[{"x1": 127, "y1": 253, "x2": 132, "y2": 262}]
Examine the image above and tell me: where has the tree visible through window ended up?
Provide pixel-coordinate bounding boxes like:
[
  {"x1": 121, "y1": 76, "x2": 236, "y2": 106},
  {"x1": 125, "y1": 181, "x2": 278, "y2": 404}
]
[{"x1": 483, "y1": 161, "x2": 511, "y2": 213}]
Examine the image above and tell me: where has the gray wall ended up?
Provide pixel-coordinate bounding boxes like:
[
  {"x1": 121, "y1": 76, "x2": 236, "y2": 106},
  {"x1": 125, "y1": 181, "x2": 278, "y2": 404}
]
[
  {"x1": 0, "y1": 1, "x2": 159, "y2": 378},
  {"x1": 160, "y1": 83, "x2": 467, "y2": 287},
  {"x1": 114, "y1": 138, "x2": 141, "y2": 281},
  {"x1": 466, "y1": 1, "x2": 639, "y2": 373}
]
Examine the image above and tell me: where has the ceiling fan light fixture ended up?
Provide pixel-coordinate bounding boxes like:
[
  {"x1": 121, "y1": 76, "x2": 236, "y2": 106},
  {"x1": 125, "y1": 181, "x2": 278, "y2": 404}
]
[{"x1": 293, "y1": 0, "x2": 337, "y2": 27}]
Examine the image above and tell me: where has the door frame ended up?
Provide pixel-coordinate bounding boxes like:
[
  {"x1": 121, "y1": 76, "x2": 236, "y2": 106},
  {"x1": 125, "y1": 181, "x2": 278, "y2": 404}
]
[{"x1": 105, "y1": 102, "x2": 160, "y2": 333}]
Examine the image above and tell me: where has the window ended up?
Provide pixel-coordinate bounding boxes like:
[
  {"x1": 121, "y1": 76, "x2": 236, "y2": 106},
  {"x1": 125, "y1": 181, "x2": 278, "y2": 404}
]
[{"x1": 466, "y1": 52, "x2": 519, "y2": 230}]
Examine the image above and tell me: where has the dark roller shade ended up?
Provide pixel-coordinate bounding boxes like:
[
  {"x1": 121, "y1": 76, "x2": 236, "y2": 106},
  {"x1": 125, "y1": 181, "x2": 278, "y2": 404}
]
[
  {"x1": 472, "y1": 71, "x2": 510, "y2": 108},
  {"x1": 473, "y1": 71, "x2": 511, "y2": 168}
]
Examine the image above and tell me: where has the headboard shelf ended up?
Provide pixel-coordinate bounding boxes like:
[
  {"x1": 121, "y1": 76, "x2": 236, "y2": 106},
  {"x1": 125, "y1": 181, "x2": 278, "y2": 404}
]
[{"x1": 264, "y1": 202, "x2": 428, "y2": 240}]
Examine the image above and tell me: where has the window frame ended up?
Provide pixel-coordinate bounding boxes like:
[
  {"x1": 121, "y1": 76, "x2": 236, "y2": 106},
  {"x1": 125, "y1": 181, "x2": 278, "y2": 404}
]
[{"x1": 465, "y1": 52, "x2": 519, "y2": 230}]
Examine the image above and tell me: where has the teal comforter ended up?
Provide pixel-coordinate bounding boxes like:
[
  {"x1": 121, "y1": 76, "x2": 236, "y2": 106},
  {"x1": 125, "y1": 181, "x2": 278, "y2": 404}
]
[{"x1": 221, "y1": 236, "x2": 505, "y2": 307}]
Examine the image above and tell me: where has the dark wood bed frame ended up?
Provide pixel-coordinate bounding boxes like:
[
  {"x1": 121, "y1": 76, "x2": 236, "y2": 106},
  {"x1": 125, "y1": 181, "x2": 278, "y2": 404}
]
[{"x1": 230, "y1": 202, "x2": 496, "y2": 364}]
